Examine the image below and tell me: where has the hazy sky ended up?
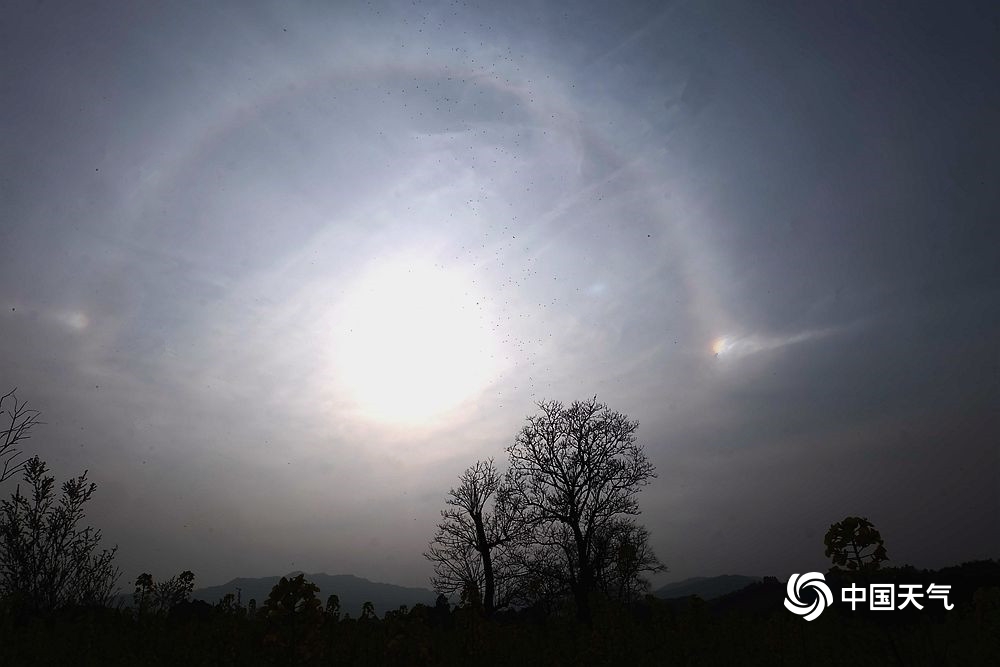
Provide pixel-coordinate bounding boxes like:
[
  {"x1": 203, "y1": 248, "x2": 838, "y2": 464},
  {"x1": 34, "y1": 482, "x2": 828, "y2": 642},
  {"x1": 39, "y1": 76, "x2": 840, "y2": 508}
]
[{"x1": 2, "y1": 1, "x2": 997, "y2": 590}]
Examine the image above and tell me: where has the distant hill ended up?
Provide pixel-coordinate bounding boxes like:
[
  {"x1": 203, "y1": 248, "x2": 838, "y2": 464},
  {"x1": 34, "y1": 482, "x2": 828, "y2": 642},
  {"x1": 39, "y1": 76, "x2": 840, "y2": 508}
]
[
  {"x1": 653, "y1": 575, "x2": 761, "y2": 601},
  {"x1": 188, "y1": 572, "x2": 437, "y2": 617}
]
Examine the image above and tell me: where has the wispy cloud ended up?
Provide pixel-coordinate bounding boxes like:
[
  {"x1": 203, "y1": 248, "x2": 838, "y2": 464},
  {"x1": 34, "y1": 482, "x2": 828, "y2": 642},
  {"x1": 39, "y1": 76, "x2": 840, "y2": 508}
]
[{"x1": 711, "y1": 327, "x2": 844, "y2": 360}]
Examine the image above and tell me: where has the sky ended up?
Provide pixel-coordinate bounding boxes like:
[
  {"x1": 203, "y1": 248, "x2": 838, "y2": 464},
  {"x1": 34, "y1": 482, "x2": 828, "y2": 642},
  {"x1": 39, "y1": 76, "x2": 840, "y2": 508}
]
[{"x1": 1, "y1": 0, "x2": 998, "y2": 591}]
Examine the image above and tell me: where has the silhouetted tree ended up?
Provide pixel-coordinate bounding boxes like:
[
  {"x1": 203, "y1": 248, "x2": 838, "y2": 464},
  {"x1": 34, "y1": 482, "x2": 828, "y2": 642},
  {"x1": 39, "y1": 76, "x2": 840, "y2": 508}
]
[
  {"x1": 506, "y1": 398, "x2": 658, "y2": 622},
  {"x1": 0, "y1": 389, "x2": 41, "y2": 484},
  {"x1": 134, "y1": 572, "x2": 154, "y2": 613},
  {"x1": 262, "y1": 573, "x2": 325, "y2": 663},
  {"x1": 0, "y1": 456, "x2": 120, "y2": 612},
  {"x1": 217, "y1": 591, "x2": 244, "y2": 615},
  {"x1": 263, "y1": 574, "x2": 322, "y2": 618},
  {"x1": 825, "y1": 516, "x2": 888, "y2": 571},
  {"x1": 516, "y1": 522, "x2": 577, "y2": 611},
  {"x1": 325, "y1": 593, "x2": 341, "y2": 621},
  {"x1": 593, "y1": 518, "x2": 666, "y2": 602},
  {"x1": 425, "y1": 459, "x2": 526, "y2": 615},
  {"x1": 159, "y1": 570, "x2": 195, "y2": 609},
  {"x1": 516, "y1": 518, "x2": 665, "y2": 611},
  {"x1": 134, "y1": 570, "x2": 196, "y2": 614}
]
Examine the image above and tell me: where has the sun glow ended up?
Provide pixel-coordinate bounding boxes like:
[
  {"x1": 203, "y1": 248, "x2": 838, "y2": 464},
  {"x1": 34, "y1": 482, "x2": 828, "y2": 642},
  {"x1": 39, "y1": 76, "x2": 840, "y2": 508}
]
[{"x1": 333, "y1": 258, "x2": 501, "y2": 424}]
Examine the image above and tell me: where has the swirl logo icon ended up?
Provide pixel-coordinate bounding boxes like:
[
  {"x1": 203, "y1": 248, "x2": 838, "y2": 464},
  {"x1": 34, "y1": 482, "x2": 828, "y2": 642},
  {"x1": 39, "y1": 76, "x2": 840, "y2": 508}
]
[{"x1": 784, "y1": 572, "x2": 833, "y2": 621}]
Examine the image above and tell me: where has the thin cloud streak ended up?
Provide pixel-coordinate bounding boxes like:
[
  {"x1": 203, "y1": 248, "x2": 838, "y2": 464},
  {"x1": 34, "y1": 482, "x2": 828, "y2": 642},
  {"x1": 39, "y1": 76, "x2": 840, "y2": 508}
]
[{"x1": 712, "y1": 327, "x2": 849, "y2": 360}]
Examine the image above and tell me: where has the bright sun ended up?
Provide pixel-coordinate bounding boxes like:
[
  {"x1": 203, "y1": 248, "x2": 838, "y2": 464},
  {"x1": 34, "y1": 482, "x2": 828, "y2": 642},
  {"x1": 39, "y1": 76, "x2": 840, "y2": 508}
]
[{"x1": 332, "y1": 258, "x2": 501, "y2": 424}]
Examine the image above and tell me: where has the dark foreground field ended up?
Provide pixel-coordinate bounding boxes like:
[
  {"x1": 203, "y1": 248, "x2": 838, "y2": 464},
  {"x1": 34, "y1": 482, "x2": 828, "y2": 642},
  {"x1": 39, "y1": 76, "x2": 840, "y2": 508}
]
[{"x1": 3, "y1": 563, "x2": 998, "y2": 666}]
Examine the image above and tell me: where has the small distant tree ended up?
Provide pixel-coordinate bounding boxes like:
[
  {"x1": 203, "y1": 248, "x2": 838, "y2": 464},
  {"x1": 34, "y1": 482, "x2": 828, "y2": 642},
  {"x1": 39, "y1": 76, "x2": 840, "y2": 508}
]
[
  {"x1": 0, "y1": 389, "x2": 42, "y2": 484},
  {"x1": 0, "y1": 456, "x2": 120, "y2": 612},
  {"x1": 325, "y1": 593, "x2": 341, "y2": 621},
  {"x1": 157, "y1": 570, "x2": 195, "y2": 609},
  {"x1": 593, "y1": 518, "x2": 666, "y2": 603},
  {"x1": 217, "y1": 592, "x2": 242, "y2": 615},
  {"x1": 263, "y1": 574, "x2": 322, "y2": 618},
  {"x1": 134, "y1": 573, "x2": 154, "y2": 613},
  {"x1": 133, "y1": 570, "x2": 195, "y2": 614},
  {"x1": 262, "y1": 574, "x2": 325, "y2": 663},
  {"x1": 825, "y1": 516, "x2": 888, "y2": 572}
]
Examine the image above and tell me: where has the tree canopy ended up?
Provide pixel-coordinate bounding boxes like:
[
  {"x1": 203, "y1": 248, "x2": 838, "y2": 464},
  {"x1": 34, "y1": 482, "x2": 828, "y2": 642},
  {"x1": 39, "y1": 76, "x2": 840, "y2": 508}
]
[
  {"x1": 824, "y1": 516, "x2": 888, "y2": 572},
  {"x1": 428, "y1": 398, "x2": 662, "y2": 622}
]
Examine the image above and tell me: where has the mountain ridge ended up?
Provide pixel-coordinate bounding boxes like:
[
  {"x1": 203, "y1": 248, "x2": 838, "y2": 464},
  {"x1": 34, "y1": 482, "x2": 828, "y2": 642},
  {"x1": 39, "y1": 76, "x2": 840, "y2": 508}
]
[
  {"x1": 190, "y1": 572, "x2": 438, "y2": 616},
  {"x1": 120, "y1": 572, "x2": 762, "y2": 613},
  {"x1": 653, "y1": 574, "x2": 762, "y2": 600}
]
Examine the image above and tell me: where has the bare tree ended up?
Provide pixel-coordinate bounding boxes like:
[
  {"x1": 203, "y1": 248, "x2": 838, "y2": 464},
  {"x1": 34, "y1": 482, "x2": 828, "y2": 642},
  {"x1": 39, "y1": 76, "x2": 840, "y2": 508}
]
[
  {"x1": 592, "y1": 518, "x2": 665, "y2": 603},
  {"x1": 515, "y1": 517, "x2": 665, "y2": 611},
  {"x1": 424, "y1": 459, "x2": 525, "y2": 615},
  {"x1": 0, "y1": 389, "x2": 42, "y2": 483},
  {"x1": 506, "y1": 398, "x2": 658, "y2": 622}
]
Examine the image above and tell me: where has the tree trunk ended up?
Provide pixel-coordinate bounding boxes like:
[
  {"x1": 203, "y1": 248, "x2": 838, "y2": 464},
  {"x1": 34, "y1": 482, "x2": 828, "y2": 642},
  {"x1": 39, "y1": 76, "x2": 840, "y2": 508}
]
[
  {"x1": 572, "y1": 582, "x2": 592, "y2": 623},
  {"x1": 572, "y1": 523, "x2": 593, "y2": 623},
  {"x1": 473, "y1": 512, "x2": 495, "y2": 615}
]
